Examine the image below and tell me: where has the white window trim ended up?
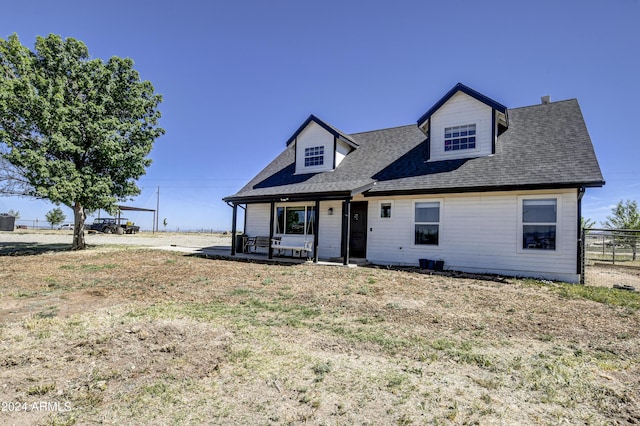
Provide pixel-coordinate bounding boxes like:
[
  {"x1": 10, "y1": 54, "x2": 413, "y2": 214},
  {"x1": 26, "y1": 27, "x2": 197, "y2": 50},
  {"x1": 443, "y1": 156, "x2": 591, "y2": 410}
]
[
  {"x1": 379, "y1": 200, "x2": 393, "y2": 219},
  {"x1": 412, "y1": 198, "x2": 444, "y2": 249},
  {"x1": 304, "y1": 145, "x2": 324, "y2": 167},
  {"x1": 274, "y1": 203, "x2": 316, "y2": 236},
  {"x1": 517, "y1": 195, "x2": 561, "y2": 253},
  {"x1": 439, "y1": 122, "x2": 480, "y2": 157},
  {"x1": 444, "y1": 123, "x2": 477, "y2": 152}
]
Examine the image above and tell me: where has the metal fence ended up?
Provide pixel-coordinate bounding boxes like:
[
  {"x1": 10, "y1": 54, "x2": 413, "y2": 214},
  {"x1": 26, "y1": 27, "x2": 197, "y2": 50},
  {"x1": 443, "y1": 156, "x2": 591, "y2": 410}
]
[{"x1": 582, "y1": 228, "x2": 640, "y2": 288}]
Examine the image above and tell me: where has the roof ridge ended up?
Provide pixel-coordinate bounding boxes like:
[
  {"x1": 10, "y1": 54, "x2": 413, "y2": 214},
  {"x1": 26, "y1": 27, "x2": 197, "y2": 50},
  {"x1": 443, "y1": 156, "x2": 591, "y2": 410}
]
[
  {"x1": 349, "y1": 123, "x2": 417, "y2": 137},
  {"x1": 509, "y1": 98, "x2": 578, "y2": 111}
]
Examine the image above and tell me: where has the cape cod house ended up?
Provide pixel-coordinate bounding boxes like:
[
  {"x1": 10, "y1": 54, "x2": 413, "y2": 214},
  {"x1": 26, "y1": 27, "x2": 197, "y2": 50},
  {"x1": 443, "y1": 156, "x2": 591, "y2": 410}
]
[{"x1": 223, "y1": 83, "x2": 604, "y2": 282}]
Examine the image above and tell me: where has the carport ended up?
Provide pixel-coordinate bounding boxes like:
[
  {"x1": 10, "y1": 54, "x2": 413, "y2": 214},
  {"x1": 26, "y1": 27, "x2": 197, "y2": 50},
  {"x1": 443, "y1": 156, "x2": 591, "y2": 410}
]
[{"x1": 117, "y1": 205, "x2": 157, "y2": 232}]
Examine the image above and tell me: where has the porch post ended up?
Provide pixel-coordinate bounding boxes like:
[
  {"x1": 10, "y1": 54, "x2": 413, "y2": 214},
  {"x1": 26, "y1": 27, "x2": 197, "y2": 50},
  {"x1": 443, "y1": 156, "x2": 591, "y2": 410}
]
[
  {"x1": 342, "y1": 198, "x2": 351, "y2": 266},
  {"x1": 577, "y1": 186, "x2": 586, "y2": 283},
  {"x1": 231, "y1": 203, "x2": 238, "y2": 256},
  {"x1": 313, "y1": 200, "x2": 320, "y2": 263},
  {"x1": 268, "y1": 200, "x2": 275, "y2": 259}
]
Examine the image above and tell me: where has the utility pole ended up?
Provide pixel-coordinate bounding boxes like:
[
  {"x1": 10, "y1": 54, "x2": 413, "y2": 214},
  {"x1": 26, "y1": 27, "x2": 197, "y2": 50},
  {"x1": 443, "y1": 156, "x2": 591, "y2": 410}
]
[{"x1": 155, "y1": 186, "x2": 160, "y2": 233}]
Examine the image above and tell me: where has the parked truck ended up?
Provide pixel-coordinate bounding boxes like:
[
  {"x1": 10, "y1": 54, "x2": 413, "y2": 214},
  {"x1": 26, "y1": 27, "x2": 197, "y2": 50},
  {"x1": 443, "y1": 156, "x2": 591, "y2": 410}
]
[{"x1": 89, "y1": 218, "x2": 140, "y2": 234}]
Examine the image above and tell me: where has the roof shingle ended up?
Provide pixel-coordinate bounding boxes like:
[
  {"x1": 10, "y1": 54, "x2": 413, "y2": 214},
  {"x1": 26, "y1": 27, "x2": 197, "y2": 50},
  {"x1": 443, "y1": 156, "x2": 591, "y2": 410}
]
[{"x1": 224, "y1": 99, "x2": 604, "y2": 203}]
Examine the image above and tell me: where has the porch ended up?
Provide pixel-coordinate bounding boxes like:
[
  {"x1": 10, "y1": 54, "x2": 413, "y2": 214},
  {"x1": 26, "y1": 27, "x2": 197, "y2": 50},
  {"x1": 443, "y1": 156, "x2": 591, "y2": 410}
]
[
  {"x1": 199, "y1": 245, "x2": 367, "y2": 267},
  {"x1": 226, "y1": 197, "x2": 371, "y2": 266}
]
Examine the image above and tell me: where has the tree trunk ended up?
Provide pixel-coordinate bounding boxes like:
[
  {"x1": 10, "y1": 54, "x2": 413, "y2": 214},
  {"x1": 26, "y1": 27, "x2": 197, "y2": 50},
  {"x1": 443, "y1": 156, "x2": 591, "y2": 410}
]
[{"x1": 72, "y1": 202, "x2": 86, "y2": 250}]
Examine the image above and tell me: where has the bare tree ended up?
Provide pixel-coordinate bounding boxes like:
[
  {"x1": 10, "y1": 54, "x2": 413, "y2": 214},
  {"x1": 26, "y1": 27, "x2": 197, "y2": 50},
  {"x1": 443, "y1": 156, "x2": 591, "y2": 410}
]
[{"x1": 0, "y1": 153, "x2": 33, "y2": 196}]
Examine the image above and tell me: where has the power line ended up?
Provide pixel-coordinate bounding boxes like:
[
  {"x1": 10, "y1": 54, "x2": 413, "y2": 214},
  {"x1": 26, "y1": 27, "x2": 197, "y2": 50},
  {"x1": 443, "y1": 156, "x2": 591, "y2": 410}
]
[{"x1": 140, "y1": 178, "x2": 248, "y2": 182}]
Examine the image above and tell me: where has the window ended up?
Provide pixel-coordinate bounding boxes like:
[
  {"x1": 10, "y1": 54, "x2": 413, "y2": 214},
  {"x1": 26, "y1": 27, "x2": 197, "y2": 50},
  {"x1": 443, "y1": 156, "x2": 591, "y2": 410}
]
[
  {"x1": 522, "y1": 199, "x2": 556, "y2": 250},
  {"x1": 380, "y1": 202, "x2": 392, "y2": 218},
  {"x1": 415, "y1": 201, "x2": 440, "y2": 245},
  {"x1": 304, "y1": 146, "x2": 324, "y2": 167},
  {"x1": 276, "y1": 206, "x2": 316, "y2": 235},
  {"x1": 444, "y1": 124, "x2": 476, "y2": 152}
]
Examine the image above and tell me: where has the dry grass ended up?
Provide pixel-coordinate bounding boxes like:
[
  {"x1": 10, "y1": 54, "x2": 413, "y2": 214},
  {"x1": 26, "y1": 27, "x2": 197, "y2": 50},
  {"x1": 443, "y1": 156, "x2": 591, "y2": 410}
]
[{"x1": 0, "y1": 246, "x2": 639, "y2": 425}]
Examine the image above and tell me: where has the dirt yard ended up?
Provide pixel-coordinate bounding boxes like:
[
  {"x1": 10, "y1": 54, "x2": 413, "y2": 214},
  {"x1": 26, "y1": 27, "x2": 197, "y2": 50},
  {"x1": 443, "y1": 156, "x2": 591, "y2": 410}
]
[
  {"x1": 0, "y1": 232, "x2": 639, "y2": 425},
  {"x1": 586, "y1": 263, "x2": 640, "y2": 288},
  {"x1": 0, "y1": 229, "x2": 232, "y2": 253}
]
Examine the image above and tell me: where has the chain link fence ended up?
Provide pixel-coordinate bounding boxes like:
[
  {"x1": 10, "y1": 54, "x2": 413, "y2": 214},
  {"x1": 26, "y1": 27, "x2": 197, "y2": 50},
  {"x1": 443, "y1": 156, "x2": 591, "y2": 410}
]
[{"x1": 582, "y1": 228, "x2": 640, "y2": 289}]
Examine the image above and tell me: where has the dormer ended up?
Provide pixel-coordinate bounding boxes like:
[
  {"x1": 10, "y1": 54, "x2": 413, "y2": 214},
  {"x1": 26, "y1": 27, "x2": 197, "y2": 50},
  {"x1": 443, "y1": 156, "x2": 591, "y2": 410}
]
[
  {"x1": 286, "y1": 115, "x2": 358, "y2": 174},
  {"x1": 417, "y1": 83, "x2": 508, "y2": 162}
]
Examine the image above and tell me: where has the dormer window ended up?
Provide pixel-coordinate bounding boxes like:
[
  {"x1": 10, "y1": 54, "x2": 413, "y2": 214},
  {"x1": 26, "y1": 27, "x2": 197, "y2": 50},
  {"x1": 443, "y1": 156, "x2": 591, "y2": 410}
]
[
  {"x1": 444, "y1": 124, "x2": 476, "y2": 152},
  {"x1": 304, "y1": 146, "x2": 324, "y2": 167},
  {"x1": 417, "y1": 83, "x2": 508, "y2": 162},
  {"x1": 288, "y1": 115, "x2": 358, "y2": 174}
]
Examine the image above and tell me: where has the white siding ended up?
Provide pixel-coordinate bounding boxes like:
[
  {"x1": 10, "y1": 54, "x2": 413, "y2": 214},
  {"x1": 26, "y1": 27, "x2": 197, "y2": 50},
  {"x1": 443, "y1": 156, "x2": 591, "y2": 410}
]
[
  {"x1": 429, "y1": 92, "x2": 493, "y2": 162},
  {"x1": 318, "y1": 200, "x2": 343, "y2": 258},
  {"x1": 294, "y1": 122, "x2": 335, "y2": 174},
  {"x1": 335, "y1": 139, "x2": 351, "y2": 168},
  {"x1": 245, "y1": 204, "x2": 271, "y2": 237},
  {"x1": 366, "y1": 189, "x2": 580, "y2": 282}
]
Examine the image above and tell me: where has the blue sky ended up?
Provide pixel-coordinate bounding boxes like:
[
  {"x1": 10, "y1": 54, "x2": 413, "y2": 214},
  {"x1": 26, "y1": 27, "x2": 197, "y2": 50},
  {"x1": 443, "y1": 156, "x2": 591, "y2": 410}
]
[{"x1": 0, "y1": 0, "x2": 638, "y2": 230}]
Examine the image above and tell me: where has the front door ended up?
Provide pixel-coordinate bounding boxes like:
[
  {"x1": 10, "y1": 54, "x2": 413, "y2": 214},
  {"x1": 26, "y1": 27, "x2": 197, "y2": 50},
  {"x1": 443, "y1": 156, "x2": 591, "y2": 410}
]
[{"x1": 349, "y1": 202, "x2": 368, "y2": 258}]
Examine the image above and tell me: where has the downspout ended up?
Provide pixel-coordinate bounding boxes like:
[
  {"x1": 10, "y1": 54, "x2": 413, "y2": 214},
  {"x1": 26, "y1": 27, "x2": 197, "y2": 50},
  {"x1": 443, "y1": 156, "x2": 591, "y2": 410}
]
[
  {"x1": 226, "y1": 201, "x2": 246, "y2": 211},
  {"x1": 577, "y1": 186, "x2": 586, "y2": 279}
]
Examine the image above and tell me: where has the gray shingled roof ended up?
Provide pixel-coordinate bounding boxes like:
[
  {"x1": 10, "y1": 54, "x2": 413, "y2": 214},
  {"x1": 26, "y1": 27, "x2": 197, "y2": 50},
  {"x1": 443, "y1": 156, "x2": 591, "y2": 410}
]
[{"x1": 223, "y1": 99, "x2": 604, "y2": 203}]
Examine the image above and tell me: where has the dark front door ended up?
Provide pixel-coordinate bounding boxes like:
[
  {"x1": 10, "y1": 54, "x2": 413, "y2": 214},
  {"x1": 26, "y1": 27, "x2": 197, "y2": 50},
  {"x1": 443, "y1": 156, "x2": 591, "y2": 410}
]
[{"x1": 349, "y1": 201, "x2": 368, "y2": 258}]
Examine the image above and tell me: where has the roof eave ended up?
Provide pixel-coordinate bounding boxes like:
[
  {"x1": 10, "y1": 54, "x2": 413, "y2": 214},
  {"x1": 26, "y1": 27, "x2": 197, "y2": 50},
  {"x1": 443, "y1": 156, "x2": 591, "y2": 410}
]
[
  {"x1": 223, "y1": 190, "x2": 354, "y2": 204},
  {"x1": 365, "y1": 181, "x2": 606, "y2": 198}
]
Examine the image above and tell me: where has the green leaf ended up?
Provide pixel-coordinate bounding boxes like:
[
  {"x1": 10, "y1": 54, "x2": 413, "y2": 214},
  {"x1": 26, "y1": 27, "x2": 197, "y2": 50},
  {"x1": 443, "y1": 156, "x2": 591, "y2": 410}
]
[{"x1": 1, "y1": 34, "x2": 164, "y2": 248}]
